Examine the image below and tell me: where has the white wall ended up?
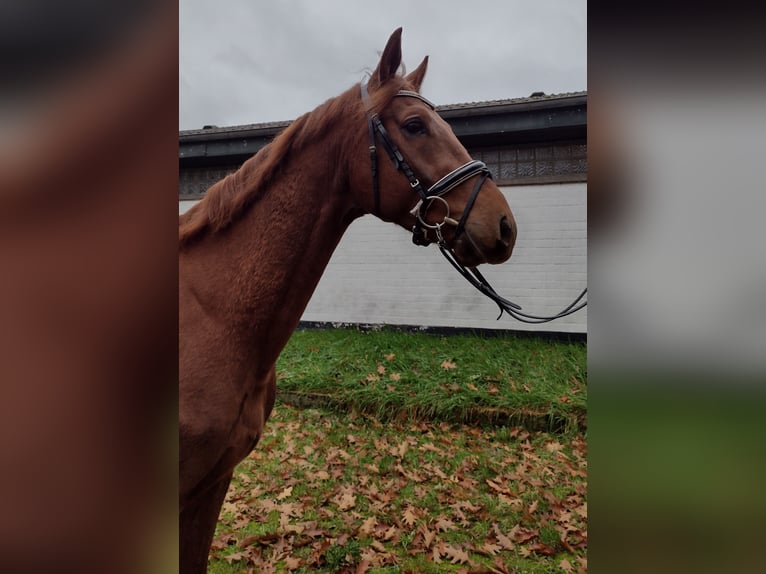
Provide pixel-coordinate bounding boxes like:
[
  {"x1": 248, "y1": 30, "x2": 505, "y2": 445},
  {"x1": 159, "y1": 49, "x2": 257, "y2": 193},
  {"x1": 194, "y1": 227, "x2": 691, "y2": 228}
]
[{"x1": 179, "y1": 183, "x2": 587, "y2": 333}]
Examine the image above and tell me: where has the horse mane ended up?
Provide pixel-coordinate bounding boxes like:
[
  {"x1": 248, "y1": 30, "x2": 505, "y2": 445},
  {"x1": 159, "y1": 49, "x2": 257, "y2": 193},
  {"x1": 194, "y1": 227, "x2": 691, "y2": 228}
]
[{"x1": 179, "y1": 74, "x2": 411, "y2": 247}]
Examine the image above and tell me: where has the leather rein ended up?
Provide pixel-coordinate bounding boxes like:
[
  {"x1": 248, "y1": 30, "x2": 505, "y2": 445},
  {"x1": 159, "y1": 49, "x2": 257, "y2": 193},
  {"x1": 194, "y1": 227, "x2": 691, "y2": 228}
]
[{"x1": 360, "y1": 82, "x2": 587, "y2": 323}]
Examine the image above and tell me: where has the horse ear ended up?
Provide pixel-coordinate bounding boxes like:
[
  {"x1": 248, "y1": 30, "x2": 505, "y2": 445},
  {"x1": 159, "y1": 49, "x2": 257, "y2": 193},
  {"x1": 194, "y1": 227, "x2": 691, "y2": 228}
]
[
  {"x1": 405, "y1": 56, "x2": 429, "y2": 92},
  {"x1": 372, "y1": 27, "x2": 403, "y2": 88}
]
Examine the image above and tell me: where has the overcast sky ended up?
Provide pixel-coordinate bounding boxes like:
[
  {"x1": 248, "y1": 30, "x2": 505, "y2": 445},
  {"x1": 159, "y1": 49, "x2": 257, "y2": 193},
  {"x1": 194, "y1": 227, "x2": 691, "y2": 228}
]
[{"x1": 179, "y1": 0, "x2": 586, "y2": 130}]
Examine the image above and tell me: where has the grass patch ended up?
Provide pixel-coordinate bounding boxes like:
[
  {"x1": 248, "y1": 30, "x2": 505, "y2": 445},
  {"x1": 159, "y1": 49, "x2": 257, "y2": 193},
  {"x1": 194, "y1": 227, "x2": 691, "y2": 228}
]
[{"x1": 276, "y1": 326, "x2": 586, "y2": 432}]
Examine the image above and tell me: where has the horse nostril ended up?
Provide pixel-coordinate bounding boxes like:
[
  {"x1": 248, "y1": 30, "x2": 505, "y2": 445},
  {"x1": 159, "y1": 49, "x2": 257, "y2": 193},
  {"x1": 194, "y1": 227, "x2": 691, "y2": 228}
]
[{"x1": 499, "y1": 216, "x2": 513, "y2": 248}]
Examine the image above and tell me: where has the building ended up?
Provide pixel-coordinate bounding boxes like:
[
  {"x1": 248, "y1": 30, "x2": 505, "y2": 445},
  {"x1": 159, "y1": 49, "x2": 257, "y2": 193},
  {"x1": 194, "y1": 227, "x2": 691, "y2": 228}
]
[{"x1": 179, "y1": 91, "x2": 587, "y2": 334}]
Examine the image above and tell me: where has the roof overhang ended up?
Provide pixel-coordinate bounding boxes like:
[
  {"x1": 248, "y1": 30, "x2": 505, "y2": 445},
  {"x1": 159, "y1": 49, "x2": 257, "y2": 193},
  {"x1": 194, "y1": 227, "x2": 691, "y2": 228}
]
[{"x1": 179, "y1": 92, "x2": 586, "y2": 167}]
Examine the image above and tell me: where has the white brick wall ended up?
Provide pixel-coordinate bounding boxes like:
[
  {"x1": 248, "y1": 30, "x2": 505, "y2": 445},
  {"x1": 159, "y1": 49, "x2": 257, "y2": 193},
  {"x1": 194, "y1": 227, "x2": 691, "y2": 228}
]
[{"x1": 179, "y1": 183, "x2": 587, "y2": 333}]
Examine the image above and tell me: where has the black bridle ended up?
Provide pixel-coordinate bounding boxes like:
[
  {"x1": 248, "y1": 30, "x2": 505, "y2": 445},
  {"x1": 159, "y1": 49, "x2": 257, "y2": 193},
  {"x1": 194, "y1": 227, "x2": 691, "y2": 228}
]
[
  {"x1": 360, "y1": 82, "x2": 587, "y2": 323},
  {"x1": 361, "y1": 82, "x2": 490, "y2": 246}
]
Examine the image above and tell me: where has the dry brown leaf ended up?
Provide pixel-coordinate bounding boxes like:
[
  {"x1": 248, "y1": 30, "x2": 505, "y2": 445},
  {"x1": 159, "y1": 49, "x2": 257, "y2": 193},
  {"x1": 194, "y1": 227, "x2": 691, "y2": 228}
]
[
  {"x1": 384, "y1": 353, "x2": 396, "y2": 361},
  {"x1": 382, "y1": 525, "x2": 398, "y2": 541},
  {"x1": 397, "y1": 441, "x2": 409, "y2": 458},
  {"x1": 434, "y1": 516, "x2": 456, "y2": 532},
  {"x1": 419, "y1": 525, "x2": 436, "y2": 548},
  {"x1": 493, "y1": 556, "x2": 512, "y2": 573},
  {"x1": 402, "y1": 506, "x2": 418, "y2": 527},
  {"x1": 389, "y1": 372, "x2": 401, "y2": 381},
  {"x1": 559, "y1": 558, "x2": 574, "y2": 572},
  {"x1": 440, "y1": 360, "x2": 457, "y2": 370},
  {"x1": 432, "y1": 542, "x2": 445, "y2": 563},
  {"x1": 509, "y1": 524, "x2": 538, "y2": 544},
  {"x1": 444, "y1": 544, "x2": 471, "y2": 564},
  {"x1": 276, "y1": 486, "x2": 293, "y2": 500},
  {"x1": 359, "y1": 516, "x2": 377, "y2": 536},
  {"x1": 481, "y1": 542, "x2": 502, "y2": 556},
  {"x1": 492, "y1": 524, "x2": 515, "y2": 550},
  {"x1": 527, "y1": 542, "x2": 556, "y2": 556},
  {"x1": 377, "y1": 364, "x2": 386, "y2": 375},
  {"x1": 335, "y1": 491, "x2": 356, "y2": 511},
  {"x1": 284, "y1": 556, "x2": 302, "y2": 571},
  {"x1": 224, "y1": 551, "x2": 246, "y2": 564}
]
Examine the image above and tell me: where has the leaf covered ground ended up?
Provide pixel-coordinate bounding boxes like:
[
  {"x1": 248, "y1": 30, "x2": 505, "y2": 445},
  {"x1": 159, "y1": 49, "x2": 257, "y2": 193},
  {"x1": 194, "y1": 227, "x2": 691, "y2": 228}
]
[{"x1": 209, "y1": 404, "x2": 587, "y2": 573}]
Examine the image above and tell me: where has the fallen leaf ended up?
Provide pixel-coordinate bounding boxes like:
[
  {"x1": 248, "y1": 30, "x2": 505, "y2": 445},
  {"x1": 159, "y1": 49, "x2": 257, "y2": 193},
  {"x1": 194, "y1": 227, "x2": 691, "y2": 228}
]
[
  {"x1": 559, "y1": 558, "x2": 574, "y2": 572},
  {"x1": 492, "y1": 524, "x2": 515, "y2": 550},
  {"x1": 284, "y1": 556, "x2": 302, "y2": 570},
  {"x1": 480, "y1": 542, "x2": 502, "y2": 556},
  {"x1": 402, "y1": 506, "x2": 418, "y2": 527},
  {"x1": 276, "y1": 486, "x2": 293, "y2": 500},
  {"x1": 377, "y1": 364, "x2": 386, "y2": 375},
  {"x1": 382, "y1": 525, "x2": 398, "y2": 541},
  {"x1": 335, "y1": 491, "x2": 356, "y2": 511},
  {"x1": 527, "y1": 542, "x2": 556, "y2": 556},
  {"x1": 434, "y1": 516, "x2": 456, "y2": 532},
  {"x1": 545, "y1": 440, "x2": 564, "y2": 452},
  {"x1": 440, "y1": 360, "x2": 457, "y2": 370},
  {"x1": 384, "y1": 353, "x2": 396, "y2": 361},
  {"x1": 359, "y1": 516, "x2": 377, "y2": 536},
  {"x1": 397, "y1": 441, "x2": 409, "y2": 458},
  {"x1": 389, "y1": 373, "x2": 401, "y2": 381},
  {"x1": 493, "y1": 556, "x2": 512, "y2": 573},
  {"x1": 444, "y1": 544, "x2": 471, "y2": 564},
  {"x1": 419, "y1": 525, "x2": 436, "y2": 548},
  {"x1": 432, "y1": 542, "x2": 445, "y2": 563},
  {"x1": 224, "y1": 552, "x2": 246, "y2": 564},
  {"x1": 509, "y1": 524, "x2": 538, "y2": 544}
]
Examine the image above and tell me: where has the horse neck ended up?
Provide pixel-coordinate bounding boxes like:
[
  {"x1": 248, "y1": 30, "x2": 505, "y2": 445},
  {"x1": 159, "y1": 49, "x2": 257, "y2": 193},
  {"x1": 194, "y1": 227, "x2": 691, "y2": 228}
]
[{"x1": 182, "y1": 139, "x2": 360, "y2": 367}]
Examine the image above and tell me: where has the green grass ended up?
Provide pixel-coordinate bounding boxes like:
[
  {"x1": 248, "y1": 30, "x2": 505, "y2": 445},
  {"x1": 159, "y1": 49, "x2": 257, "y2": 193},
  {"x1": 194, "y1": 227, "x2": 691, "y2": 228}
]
[
  {"x1": 206, "y1": 327, "x2": 587, "y2": 572},
  {"x1": 276, "y1": 326, "x2": 586, "y2": 432}
]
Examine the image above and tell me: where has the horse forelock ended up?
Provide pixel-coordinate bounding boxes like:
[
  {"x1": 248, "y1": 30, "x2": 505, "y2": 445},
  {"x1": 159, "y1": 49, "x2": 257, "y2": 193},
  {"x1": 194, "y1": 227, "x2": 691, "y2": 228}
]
[{"x1": 178, "y1": 74, "x2": 412, "y2": 247}]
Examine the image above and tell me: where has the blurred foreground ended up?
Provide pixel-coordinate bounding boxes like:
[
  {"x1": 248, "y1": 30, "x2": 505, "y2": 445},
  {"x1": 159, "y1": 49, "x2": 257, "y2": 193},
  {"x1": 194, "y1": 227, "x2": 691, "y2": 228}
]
[
  {"x1": 0, "y1": 2, "x2": 178, "y2": 573},
  {"x1": 589, "y1": 4, "x2": 766, "y2": 572}
]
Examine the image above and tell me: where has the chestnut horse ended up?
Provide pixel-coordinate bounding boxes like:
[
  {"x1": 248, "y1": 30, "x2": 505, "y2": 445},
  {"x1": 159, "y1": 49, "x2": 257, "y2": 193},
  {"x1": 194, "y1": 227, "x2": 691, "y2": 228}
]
[{"x1": 179, "y1": 28, "x2": 516, "y2": 572}]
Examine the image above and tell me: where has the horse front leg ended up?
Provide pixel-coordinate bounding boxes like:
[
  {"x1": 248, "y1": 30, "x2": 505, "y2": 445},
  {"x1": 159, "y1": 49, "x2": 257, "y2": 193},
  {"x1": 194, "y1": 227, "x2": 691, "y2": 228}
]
[{"x1": 179, "y1": 471, "x2": 233, "y2": 574}]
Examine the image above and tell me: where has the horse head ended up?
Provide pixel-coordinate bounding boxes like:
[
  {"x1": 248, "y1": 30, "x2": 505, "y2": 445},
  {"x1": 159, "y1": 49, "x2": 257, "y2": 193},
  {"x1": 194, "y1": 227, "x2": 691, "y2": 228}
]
[{"x1": 354, "y1": 28, "x2": 516, "y2": 267}]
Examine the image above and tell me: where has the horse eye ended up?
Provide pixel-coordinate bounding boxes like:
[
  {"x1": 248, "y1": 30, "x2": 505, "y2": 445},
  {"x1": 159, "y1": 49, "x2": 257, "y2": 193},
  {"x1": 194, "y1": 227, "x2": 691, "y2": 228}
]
[{"x1": 404, "y1": 119, "x2": 426, "y2": 135}]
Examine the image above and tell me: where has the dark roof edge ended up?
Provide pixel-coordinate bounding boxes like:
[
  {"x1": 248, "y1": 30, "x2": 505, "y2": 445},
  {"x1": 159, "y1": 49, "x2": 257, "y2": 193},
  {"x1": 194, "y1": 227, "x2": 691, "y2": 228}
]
[{"x1": 180, "y1": 91, "x2": 587, "y2": 142}]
